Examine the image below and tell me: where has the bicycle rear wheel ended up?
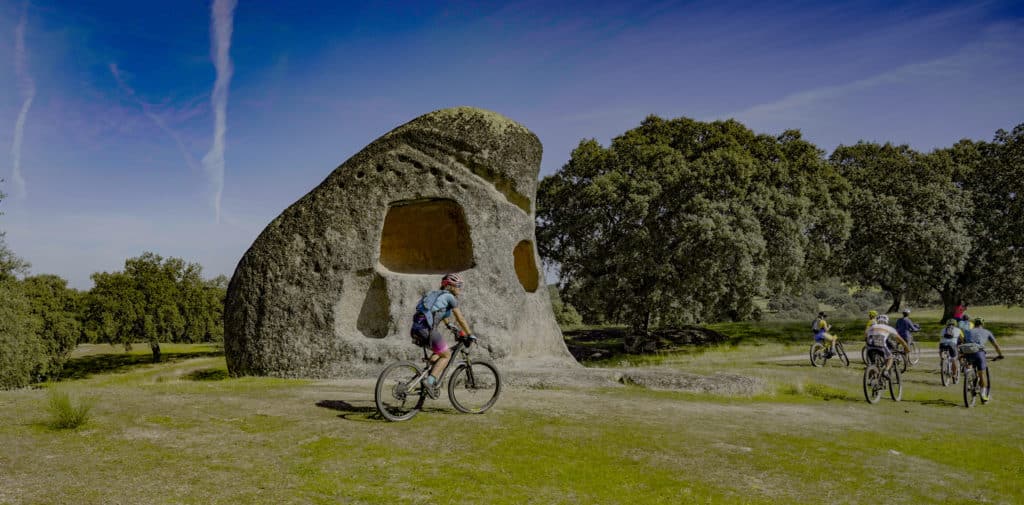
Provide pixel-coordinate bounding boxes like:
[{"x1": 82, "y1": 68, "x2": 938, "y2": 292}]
[
  {"x1": 939, "y1": 351, "x2": 951, "y2": 387},
  {"x1": 375, "y1": 360, "x2": 426, "y2": 422},
  {"x1": 863, "y1": 365, "x2": 883, "y2": 404},
  {"x1": 963, "y1": 366, "x2": 978, "y2": 408},
  {"x1": 888, "y1": 366, "x2": 902, "y2": 401},
  {"x1": 861, "y1": 345, "x2": 869, "y2": 365},
  {"x1": 908, "y1": 342, "x2": 921, "y2": 365},
  {"x1": 809, "y1": 343, "x2": 826, "y2": 367},
  {"x1": 448, "y1": 360, "x2": 502, "y2": 414}
]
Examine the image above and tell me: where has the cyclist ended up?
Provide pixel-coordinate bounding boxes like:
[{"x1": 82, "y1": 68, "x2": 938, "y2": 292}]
[
  {"x1": 865, "y1": 310, "x2": 879, "y2": 331},
  {"x1": 958, "y1": 314, "x2": 973, "y2": 341},
  {"x1": 812, "y1": 312, "x2": 838, "y2": 357},
  {"x1": 939, "y1": 318, "x2": 963, "y2": 383},
  {"x1": 410, "y1": 273, "x2": 476, "y2": 395},
  {"x1": 895, "y1": 308, "x2": 921, "y2": 346},
  {"x1": 962, "y1": 317, "x2": 1005, "y2": 402},
  {"x1": 865, "y1": 314, "x2": 911, "y2": 374}
]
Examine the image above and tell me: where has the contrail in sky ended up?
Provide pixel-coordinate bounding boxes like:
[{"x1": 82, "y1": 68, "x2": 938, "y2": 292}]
[
  {"x1": 202, "y1": 0, "x2": 238, "y2": 224},
  {"x1": 110, "y1": 64, "x2": 201, "y2": 173},
  {"x1": 10, "y1": 5, "x2": 34, "y2": 200}
]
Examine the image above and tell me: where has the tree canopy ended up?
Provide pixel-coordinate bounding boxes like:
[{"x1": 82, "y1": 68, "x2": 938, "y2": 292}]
[{"x1": 537, "y1": 116, "x2": 850, "y2": 334}]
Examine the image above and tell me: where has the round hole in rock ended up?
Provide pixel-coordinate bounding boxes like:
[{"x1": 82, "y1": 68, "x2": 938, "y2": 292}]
[
  {"x1": 513, "y1": 240, "x2": 540, "y2": 292},
  {"x1": 379, "y1": 199, "x2": 474, "y2": 273}
]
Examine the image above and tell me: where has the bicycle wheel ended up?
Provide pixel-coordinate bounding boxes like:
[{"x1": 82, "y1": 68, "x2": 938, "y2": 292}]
[
  {"x1": 835, "y1": 342, "x2": 850, "y2": 367},
  {"x1": 962, "y1": 366, "x2": 977, "y2": 408},
  {"x1": 888, "y1": 365, "x2": 902, "y2": 401},
  {"x1": 861, "y1": 345, "x2": 868, "y2": 365},
  {"x1": 809, "y1": 343, "x2": 826, "y2": 367},
  {"x1": 375, "y1": 360, "x2": 426, "y2": 422},
  {"x1": 909, "y1": 342, "x2": 921, "y2": 366},
  {"x1": 448, "y1": 360, "x2": 502, "y2": 414},
  {"x1": 893, "y1": 351, "x2": 907, "y2": 374},
  {"x1": 863, "y1": 365, "x2": 883, "y2": 404},
  {"x1": 939, "y1": 351, "x2": 951, "y2": 387}
]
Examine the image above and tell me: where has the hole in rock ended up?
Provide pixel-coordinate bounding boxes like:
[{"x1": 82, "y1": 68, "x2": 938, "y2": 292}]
[
  {"x1": 513, "y1": 240, "x2": 540, "y2": 292},
  {"x1": 379, "y1": 199, "x2": 474, "y2": 273}
]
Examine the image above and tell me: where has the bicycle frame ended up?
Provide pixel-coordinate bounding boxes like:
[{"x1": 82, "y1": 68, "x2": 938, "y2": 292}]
[{"x1": 416, "y1": 327, "x2": 476, "y2": 387}]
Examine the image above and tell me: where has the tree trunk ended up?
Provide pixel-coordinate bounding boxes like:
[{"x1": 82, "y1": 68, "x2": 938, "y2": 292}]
[
  {"x1": 939, "y1": 287, "x2": 959, "y2": 324},
  {"x1": 885, "y1": 291, "x2": 903, "y2": 315}
]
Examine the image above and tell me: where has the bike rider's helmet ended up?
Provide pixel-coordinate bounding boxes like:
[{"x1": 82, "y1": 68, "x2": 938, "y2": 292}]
[
  {"x1": 945, "y1": 318, "x2": 957, "y2": 326},
  {"x1": 960, "y1": 314, "x2": 970, "y2": 322},
  {"x1": 868, "y1": 310, "x2": 878, "y2": 318},
  {"x1": 441, "y1": 273, "x2": 464, "y2": 289},
  {"x1": 876, "y1": 314, "x2": 889, "y2": 324},
  {"x1": 973, "y1": 317, "x2": 985, "y2": 326},
  {"x1": 902, "y1": 308, "x2": 911, "y2": 315}
]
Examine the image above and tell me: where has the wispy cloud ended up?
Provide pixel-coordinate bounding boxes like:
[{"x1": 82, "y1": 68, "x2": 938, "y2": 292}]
[
  {"x1": 729, "y1": 22, "x2": 1022, "y2": 125},
  {"x1": 10, "y1": 4, "x2": 35, "y2": 200},
  {"x1": 109, "y1": 63, "x2": 201, "y2": 173},
  {"x1": 202, "y1": 0, "x2": 238, "y2": 224}
]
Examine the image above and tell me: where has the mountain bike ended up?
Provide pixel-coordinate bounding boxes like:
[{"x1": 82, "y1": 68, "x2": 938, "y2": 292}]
[
  {"x1": 939, "y1": 347, "x2": 959, "y2": 387},
  {"x1": 960, "y1": 348, "x2": 1002, "y2": 408},
  {"x1": 374, "y1": 326, "x2": 502, "y2": 422},
  {"x1": 863, "y1": 348, "x2": 902, "y2": 404},
  {"x1": 810, "y1": 337, "x2": 849, "y2": 367}
]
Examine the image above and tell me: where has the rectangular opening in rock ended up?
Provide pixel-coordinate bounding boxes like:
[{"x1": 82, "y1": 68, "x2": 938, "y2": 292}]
[{"x1": 379, "y1": 199, "x2": 475, "y2": 273}]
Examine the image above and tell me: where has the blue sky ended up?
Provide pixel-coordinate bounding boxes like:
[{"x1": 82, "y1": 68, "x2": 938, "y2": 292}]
[{"x1": 1, "y1": 0, "x2": 1022, "y2": 289}]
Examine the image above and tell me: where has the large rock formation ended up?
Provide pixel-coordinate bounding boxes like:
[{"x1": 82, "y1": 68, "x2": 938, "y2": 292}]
[{"x1": 225, "y1": 107, "x2": 576, "y2": 377}]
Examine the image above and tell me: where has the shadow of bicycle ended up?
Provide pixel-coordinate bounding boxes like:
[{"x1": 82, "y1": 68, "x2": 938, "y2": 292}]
[
  {"x1": 917, "y1": 398, "x2": 960, "y2": 408},
  {"x1": 315, "y1": 400, "x2": 383, "y2": 422}
]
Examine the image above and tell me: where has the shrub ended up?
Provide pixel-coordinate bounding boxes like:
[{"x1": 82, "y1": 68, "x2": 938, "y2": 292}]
[
  {"x1": 47, "y1": 389, "x2": 92, "y2": 429},
  {"x1": 0, "y1": 280, "x2": 45, "y2": 390}
]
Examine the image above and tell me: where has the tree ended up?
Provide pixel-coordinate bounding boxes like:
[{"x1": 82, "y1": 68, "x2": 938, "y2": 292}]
[
  {"x1": 0, "y1": 183, "x2": 45, "y2": 389},
  {"x1": 81, "y1": 252, "x2": 227, "y2": 361},
  {"x1": 829, "y1": 142, "x2": 971, "y2": 314},
  {"x1": 19, "y1": 275, "x2": 82, "y2": 378},
  {"x1": 537, "y1": 116, "x2": 849, "y2": 341},
  {"x1": 940, "y1": 124, "x2": 1024, "y2": 319}
]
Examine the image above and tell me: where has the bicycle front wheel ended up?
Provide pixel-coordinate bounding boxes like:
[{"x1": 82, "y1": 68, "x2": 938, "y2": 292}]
[
  {"x1": 375, "y1": 360, "x2": 425, "y2": 422},
  {"x1": 909, "y1": 342, "x2": 921, "y2": 365},
  {"x1": 448, "y1": 360, "x2": 502, "y2": 414},
  {"x1": 963, "y1": 367, "x2": 978, "y2": 408},
  {"x1": 889, "y1": 365, "x2": 902, "y2": 401},
  {"x1": 809, "y1": 343, "x2": 826, "y2": 368},
  {"x1": 835, "y1": 342, "x2": 850, "y2": 367}
]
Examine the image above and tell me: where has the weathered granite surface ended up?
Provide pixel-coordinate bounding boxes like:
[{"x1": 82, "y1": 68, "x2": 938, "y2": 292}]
[{"x1": 224, "y1": 107, "x2": 576, "y2": 377}]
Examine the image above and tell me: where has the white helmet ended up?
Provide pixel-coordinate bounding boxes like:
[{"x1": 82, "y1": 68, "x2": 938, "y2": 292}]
[{"x1": 876, "y1": 314, "x2": 889, "y2": 324}]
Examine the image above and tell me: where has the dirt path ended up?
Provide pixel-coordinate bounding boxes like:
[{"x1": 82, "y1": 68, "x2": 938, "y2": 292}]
[{"x1": 763, "y1": 345, "x2": 1024, "y2": 363}]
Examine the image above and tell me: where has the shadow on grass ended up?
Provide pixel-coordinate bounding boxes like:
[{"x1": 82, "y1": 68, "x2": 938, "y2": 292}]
[
  {"x1": 918, "y1": 398, "x2": 961, "y2": 408},
  {"x1": 316, "y1": 399, "x2": 384, "y2": 422},
  {"x1": 184, "y1": 368, "x2": 229, "y2": 381},
  {"x1": 58, "y1": 351, "x2": 224, "y2": 381}
]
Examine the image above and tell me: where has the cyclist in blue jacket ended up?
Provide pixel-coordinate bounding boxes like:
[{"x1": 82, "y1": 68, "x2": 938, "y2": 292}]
[{"x1": 895, "y1": 308, "x2": 920, "y2": 346}]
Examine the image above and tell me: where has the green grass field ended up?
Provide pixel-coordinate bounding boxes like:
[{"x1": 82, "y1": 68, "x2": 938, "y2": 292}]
[{"x1": 1, "y1": 308, "x2": 1022, "y2": 504}]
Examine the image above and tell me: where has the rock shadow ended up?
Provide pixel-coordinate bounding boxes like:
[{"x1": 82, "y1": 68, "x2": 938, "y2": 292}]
[{"x1": 357, "y1": 275, "x2": 390, "y2": 339}]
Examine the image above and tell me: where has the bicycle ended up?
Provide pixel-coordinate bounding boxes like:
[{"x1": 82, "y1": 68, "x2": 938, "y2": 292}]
[
  {"x1": 810, "y1": 336, "x2": 849, "y2": 367},
  {"x1": 960, "y1": 347, "x2": 1002, "y2": 408},
  {"x1": 938, "y1": 347, "x2": 959, "y2": 387},
  {"x1": 374, "y1": 325, "x2": 502, "y2": 422},
  {"x1": 862, "y1": 348, "x2": 902, "y2": 404}
]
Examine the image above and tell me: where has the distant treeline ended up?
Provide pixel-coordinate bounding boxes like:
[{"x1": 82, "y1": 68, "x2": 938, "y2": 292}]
[
  {"x1": 1, "y1": 245, "x2": 225, "y2": 389},
  {"x1": 538, "y1": 118, "x2": 1024, "y2": 336}
]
